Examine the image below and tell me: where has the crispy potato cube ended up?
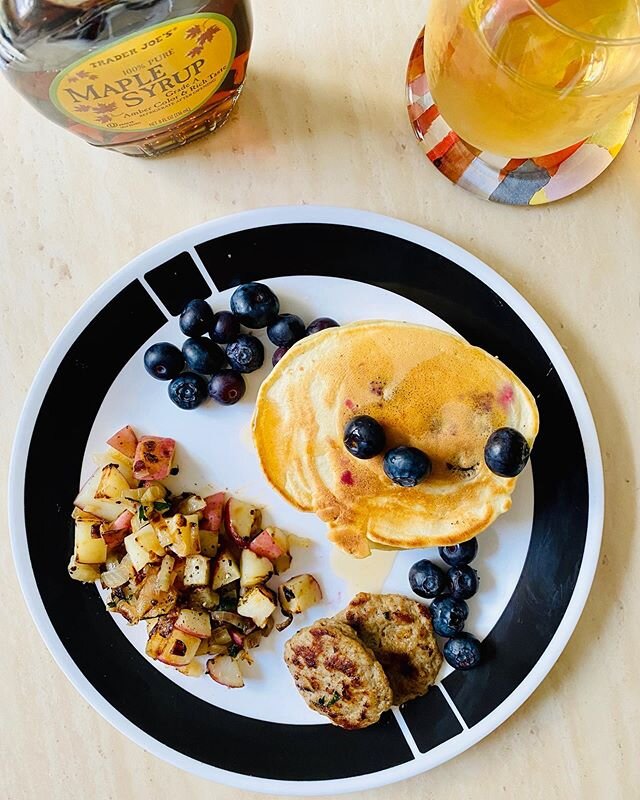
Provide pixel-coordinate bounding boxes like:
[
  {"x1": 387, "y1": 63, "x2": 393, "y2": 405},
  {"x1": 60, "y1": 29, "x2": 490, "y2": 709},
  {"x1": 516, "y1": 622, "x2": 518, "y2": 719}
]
[
  {"x1": 107, "y1": 425, "x2": 138, "y2": 459},
  {"x1": 166, "y1": 514, "x2": 200, "y2": 558},
  {"x1": 278, "y1": 574, "x2": 323, "y2": 615},
  {"x1": 124, "y1": 530, "x2": 154, "y2": 572},
  {"x1": 67, "y1": 554, "x2": 100, "y2": 583},
  {"x1": 237, "y1": 585, "x2": 277, "y2": 628},
  {"x1": 95, "y1": 463, "x2": 131, "y2": 500},
  {"x1": 157, "y1": 629, "x2": 200, "y2": 667},
  {"x1": 183, "y1": 554, "x2": 211, "y2": 588},
  {"x1": 135, "y1": 525, "x2": 166, "y2": 557},
  {"x1": 175, "y1": 608, "x2": 211, "y2": 639},
  {"x1": 240, "y1": 549, "x2": 273, "y2": 589},
  {"x1": 211, "y1": 549, "x2": 240, "y2": 590},
  {"x1": 133, "y1": 436, "x2": 176, "y2": 481},
  {"x1": 74, "y1": 520, "x2": 107, "y2": 565}
]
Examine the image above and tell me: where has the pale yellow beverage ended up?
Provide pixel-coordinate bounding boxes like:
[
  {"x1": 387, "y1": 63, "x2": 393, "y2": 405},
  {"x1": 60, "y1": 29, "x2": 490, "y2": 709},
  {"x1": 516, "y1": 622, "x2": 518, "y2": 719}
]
[{"x1": 425, "y1": 0, "x2": 640, "y2": 158}]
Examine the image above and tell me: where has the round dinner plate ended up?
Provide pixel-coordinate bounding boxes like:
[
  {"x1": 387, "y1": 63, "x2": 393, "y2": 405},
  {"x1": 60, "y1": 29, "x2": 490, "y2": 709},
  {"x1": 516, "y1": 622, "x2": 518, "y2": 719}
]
[{"x1": 9, "y1": 206, "x2": 603, "y2": 795}]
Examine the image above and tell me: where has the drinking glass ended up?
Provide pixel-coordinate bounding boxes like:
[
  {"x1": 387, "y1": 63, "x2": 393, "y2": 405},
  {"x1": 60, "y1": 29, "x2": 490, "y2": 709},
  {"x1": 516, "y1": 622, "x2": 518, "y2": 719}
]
[{"x1": 424, "y1": 0, "x2": 640, "y2": 159}]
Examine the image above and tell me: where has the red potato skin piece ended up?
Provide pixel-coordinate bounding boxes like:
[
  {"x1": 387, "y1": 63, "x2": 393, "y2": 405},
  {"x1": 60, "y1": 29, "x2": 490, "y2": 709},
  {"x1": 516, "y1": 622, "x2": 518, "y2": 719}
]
[
  {"x1": 249, "y1": 530, "x2": 283, "y2": 562},
  {"x1": 102, "y1": 510, "x2": 133, "y2": 549},
  {"x1": 223, "y1": 499, "x2": 251, "y2": 548},
  {"x1": 133, "y1": 437, "x2": 176, "y2": 481},
  {"x1": 107, "y1": 426, "x2": 138, "y2": 459},
  {"x1": 201, "y1": 493, "x2": 225, "y2": 532},
  {"x1": 230, "y1": 629, "x2": 245, "y2": 647}
]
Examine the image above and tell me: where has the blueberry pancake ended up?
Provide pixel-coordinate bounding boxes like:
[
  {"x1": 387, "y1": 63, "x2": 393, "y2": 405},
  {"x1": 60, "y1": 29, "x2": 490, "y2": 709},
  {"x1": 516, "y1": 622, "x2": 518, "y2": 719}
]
[{"x1": 253, "y1": 320, "x2": 539, "y2": 557}]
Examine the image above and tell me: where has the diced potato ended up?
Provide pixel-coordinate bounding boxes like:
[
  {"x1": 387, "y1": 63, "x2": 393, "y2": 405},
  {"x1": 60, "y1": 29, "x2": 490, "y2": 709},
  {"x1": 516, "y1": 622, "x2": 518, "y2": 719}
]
[
  {"x1": 102, "y1": 510, "x2": 133, "y2": 550},
  {"x1": 107, "y1": 425, "x2": 138, "y2": 459},
  {"x1": 93, "y1": 450, "x2": 135, "y2": 485},
  {"x1": 67, "y1": 554, "x2": 100, "y2": 583},
  {"x1": 149, "y1": 512, "x2": 172, "y2": 548},
  {"x1": 183, "y1": 554, "x2": 211, "y2": 587},
  {"x1": 157, "y1": 629, "x2": 200, "y2": 667},
  {"x1": 278, "y1": 574, "x2": 322, "y2": 615},
  {"x1": 74, "y1": 467, "x2": 124, "y2": 523},
  {"x1": 135, "y1": 525, "x2": 166, "y2": 557},
  {"x1": 146, "y1": 627, "x2": 170, "y2": 660},
  {"x1": 206, "y1": 655, "x2": 244, "y2": 688},
  {"x1": 249, "y1": 529, "x2": 284, "y2": 562},
  {"x1": 224, "y1": 498, "x2": 262, "y2": 548},
  {"x1": 124, "y1": 530, "x2": 154, "y2": 572},
  {"x1": 199, "y1": 528, "x2": 219, "y2": 558},
  {"x1": 175, "y1": 608, "x2": 211, "y2": 639},
  {"x1": 237, "y1": 585, "x2": 277, "y2": 628},
  {"x1": 240, "y1": 549, "x2": 273, "y2": 589},
  {"x1": 166, "y1": 514, "x2": 200, "y2": 558},
  {"x1": 211, "y1": 549, "x2": 240, "y2": 590},
  {"x1": 95, "y1": 463, "x2": 132, "y2": 500},
  {"x1": 178, "y1": 660, "x2": 204, "y2": 678},
  {"x1": 156, "y1": 554, "x2": 175, "y2": 593},
  {"x1": 201, "y1": 492, "x2": 225, "y2": 532},
  {"x1": 74, "y1": 520, "x2": 107, "y2": 565},
  {"x1": 133, "y1": 436, "x2": 176, "y2": 481}
]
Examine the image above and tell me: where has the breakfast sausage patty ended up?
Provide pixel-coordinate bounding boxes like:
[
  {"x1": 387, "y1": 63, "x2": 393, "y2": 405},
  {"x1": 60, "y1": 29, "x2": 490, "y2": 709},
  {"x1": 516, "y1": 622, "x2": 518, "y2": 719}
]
[
  {"x1": 284, "y1": 618, "x2": 393, "y2": 729},
  {"x1": 338, "y1": 593, "x2": 443, "y2": 706}
]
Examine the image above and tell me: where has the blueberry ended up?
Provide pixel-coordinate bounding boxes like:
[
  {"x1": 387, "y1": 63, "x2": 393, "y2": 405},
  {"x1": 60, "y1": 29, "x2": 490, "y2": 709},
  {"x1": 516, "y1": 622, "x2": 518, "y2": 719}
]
[
  {"x1": 383, "y1": 446, "x2": 431, "y2": 487},
  {"x1": 143, "y1": 342, "x2": 184, "y2": 381},
  {"x1": 484, "y1": 427, "x2": 531, "y2": 478},
  {"x1": 208, "y1": 369, "x2": 246, "y2": 405},
  {"x1": 182, "y1": 337, "x2": 225, "y2": 374},
  {"x1": 230, "y1": 282, "x2": 279, "y2": 328},
  {"x1": 306, "y1": 317, "x2": 339, "y2": 335},
  {"x1": 267, "y1": 313, "x2": 306, "y2": 347},
  {"x1": 343, "y1": 415, "x2": 386, "y2": 459},
  {"x1": 226, "y1": 334, "x2": 264, "y2": 373},
  {"x1": 439, "y1": 539, "x2": 478, "y2": 566},
  {"x1": 168, "y1": 372, "x2": 207, "y2": 410},
  {"x1": 179, "y1": 299, "x2": 214, "y2": 337},
  {"x1": 272, "y1": 346, "x2": 289, "y2": 366},
  {"x1": 443, "y1": 633, "x2": 482, "y2": 670},
  {"x1": 447, "y1": 565, "x2": 478, "y2": 600},
  {"x1": 430, "y1": 595, "x2": 468, "y2": 637},
  {"x1": 409, "y1": 559, "x2": 446, "y2": 599},
  {"x1": 210, "y1": 310, "x2": 240, "y2": 344}
]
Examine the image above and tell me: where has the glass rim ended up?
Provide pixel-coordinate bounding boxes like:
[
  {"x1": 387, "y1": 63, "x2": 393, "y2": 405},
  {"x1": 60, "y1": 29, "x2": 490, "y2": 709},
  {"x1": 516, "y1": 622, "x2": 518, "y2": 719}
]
[{"x1": 526, "y1": 0, "x2": 640, "y2": 46}]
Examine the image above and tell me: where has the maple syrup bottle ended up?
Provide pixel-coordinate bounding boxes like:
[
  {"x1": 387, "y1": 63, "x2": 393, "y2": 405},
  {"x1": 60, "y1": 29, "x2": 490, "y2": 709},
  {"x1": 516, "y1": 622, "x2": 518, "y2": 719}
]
[{"x1": 0, "y1": 0, "x2": 252, "y2": 155}]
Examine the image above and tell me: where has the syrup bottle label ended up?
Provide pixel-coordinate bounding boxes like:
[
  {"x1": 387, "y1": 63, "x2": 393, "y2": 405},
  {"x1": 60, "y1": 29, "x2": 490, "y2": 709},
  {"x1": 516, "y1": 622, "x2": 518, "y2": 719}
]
[{"x1": 50, "y1": 13, "x2": 237, "y2": 133}]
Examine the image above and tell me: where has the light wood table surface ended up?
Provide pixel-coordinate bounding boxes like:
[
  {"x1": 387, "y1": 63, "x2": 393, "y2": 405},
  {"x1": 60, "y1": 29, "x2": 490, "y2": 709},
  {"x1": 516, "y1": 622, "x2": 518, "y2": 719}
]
[{"x1": 1, "y1": 1, "x2": 638, "y2": 798}]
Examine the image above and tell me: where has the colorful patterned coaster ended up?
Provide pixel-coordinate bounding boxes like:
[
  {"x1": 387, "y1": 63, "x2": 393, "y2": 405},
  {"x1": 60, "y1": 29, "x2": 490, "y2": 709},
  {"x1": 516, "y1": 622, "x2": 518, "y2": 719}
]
[{"x1": 406, "y1": 29, "x2": 638, "y2": 206}]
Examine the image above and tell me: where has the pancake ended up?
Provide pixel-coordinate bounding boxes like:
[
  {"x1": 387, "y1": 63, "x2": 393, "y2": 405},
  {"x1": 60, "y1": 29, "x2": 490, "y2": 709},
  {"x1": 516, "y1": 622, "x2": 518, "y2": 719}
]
[{"x1": 253, "y1": 321, "x2": 539, "y2": 558}]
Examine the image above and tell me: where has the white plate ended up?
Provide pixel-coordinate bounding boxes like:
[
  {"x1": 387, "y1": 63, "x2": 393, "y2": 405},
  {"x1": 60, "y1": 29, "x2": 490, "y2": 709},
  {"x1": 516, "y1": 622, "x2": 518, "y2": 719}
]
[{"x1": 9, "y1": 206, "x2": 603, "y2": 795}]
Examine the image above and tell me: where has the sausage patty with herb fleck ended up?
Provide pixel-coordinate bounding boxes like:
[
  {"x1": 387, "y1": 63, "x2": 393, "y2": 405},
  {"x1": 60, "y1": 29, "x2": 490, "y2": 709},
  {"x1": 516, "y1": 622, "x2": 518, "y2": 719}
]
[
  {"x1": 337, "y1": 593, "x2": 442, "y2": 706},
  {"x1": 284, "y1": 618, "x2": 392, "y2": 729}
]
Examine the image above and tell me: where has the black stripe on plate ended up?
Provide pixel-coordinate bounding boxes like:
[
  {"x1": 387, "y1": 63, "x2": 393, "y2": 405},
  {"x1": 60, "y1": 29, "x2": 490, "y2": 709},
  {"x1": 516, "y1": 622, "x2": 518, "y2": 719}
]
[
  {"x1": 144, "y1": 252, "x2": 211, "y2": 316},
  {"x1": 23, "y1": 278, "x2": 412, "y2": 781},
  {"x1": 400, "y1": 686, "x2": 463, "y2": 754},
  {"x1": 194, "y1": 222, "x2": 589, "y2": 737}
]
